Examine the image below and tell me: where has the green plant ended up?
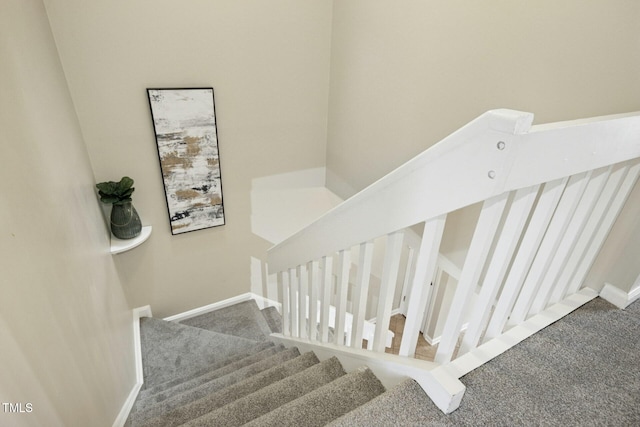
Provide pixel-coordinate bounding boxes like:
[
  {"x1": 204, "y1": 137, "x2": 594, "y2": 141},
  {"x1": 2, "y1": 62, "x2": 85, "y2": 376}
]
[{"x1": 96, "y1": 176, "x2": 135, "y2": 205}]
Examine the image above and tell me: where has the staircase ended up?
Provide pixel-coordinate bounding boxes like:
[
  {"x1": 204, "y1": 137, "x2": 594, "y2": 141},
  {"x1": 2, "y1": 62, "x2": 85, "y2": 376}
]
[
  {"x1": 126, "y1": 300, "x2": 389, "y2": 427},
  {"x1": 126, "y1": 297, "x2": 640, "y2": 426}
]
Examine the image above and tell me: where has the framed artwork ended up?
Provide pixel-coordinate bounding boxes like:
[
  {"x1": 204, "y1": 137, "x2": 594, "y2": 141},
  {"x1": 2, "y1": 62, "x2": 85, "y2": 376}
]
[{"x1": 147, "y1": 88, "x2": 225, "y2": 234}]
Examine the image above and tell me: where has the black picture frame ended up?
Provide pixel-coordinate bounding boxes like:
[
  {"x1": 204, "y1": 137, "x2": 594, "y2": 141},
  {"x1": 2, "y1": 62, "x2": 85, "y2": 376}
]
[{"x1": 147, "y1": 87, "x2": 225, "y2": 234}]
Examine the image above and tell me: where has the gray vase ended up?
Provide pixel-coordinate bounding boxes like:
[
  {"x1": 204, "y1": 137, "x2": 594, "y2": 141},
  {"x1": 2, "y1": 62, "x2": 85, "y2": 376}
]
[{"x1": 110, "y1": 201, "x2": 142, "y2": 239}]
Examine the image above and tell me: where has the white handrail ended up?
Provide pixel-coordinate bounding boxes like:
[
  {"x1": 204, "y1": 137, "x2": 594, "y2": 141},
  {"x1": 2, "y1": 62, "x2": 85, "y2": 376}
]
[
  {"x1": 267, "y1": 109, "x2": 640, "y2": 365},
  {"x1": 268, "y1": 109, "x2": 533, "y2": 272},
  {"x1": 268, "y1": 109, "x2": 640, "y2": 273}
]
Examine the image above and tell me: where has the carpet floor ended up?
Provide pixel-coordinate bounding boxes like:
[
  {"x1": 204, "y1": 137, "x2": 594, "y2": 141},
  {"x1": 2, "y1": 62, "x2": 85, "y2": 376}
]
[{"x1": 332, "y1": 297, "x2": 640, "y2": 426}]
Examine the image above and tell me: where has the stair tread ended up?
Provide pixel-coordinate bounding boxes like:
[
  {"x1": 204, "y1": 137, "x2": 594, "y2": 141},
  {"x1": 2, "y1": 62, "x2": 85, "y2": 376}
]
[
  {"x1": 180, "y1": 356, "x2": 346, "y2": 427},
  {"x1": 246, "y1": 366, "x2": 386, "y2": 427},
  {"x1": 180, "y1": 300, "x2": 273, "y2": 341},
  {"x1": 137, "y1": 341, "x2": 277, "y2": 402},
  {"x1": 137, "y1": 350, "x2": 319, "y2": 427},
  {"x1": 328, "y1": 378, "x2": 437, "y2": 426},
  {"x1": 139, "y1": 317, "x2": 259, "y2": 389},
  {"x1": 132, "y1": 345, "x2": 294, "y2": 415}
]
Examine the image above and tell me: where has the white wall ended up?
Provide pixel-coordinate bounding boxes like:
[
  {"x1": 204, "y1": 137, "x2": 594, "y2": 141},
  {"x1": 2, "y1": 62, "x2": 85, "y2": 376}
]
[
  {"x1": 45, "y1": 0, "x2": 334, "y2": 317},
  {"x1": 0, "y1": 1, "x2": 134, "y2": 425}
]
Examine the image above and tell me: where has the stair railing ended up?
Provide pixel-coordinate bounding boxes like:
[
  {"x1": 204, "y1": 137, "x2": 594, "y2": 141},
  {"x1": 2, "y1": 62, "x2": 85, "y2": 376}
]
[{"x1": 267, "y1": 109, "x2": 640, "y2": 364}]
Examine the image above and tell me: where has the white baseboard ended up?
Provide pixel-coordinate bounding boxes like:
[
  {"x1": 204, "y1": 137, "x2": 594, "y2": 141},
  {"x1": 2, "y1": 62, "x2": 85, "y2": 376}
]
[
  {"x1": 112, "y1": 383, "x2": 142, "y2": 427},
  {"x1": 423, "y1": 322, "x2": 469, "y2": 346},
  {"x1": 423, "y1": 333, "x2": 438, "y2": 346},
  {"x1": 366, "y1": 308, "x2": 401, "y2": 324},
  {"x1": 163, "y1": 293, "x2": 254, "y2": 322},
  {"x1": 112, "y1": 305, "x2": 151, "y2": 427},
  {"x1": 162, "y1": 293, "x2": 282, "y2": 322},
  {"x1": 600, "y1": 283, "x2": 640, "y2": 309}
]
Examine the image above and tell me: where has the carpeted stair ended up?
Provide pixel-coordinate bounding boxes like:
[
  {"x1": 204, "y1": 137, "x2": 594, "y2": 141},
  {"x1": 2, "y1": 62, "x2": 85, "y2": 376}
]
[
  {"x1": 128, "y1": 297, "x2": 640, "y2": 426},
  {"x1": 126, "y1": 300, "x2": 387, "y2": 427}
]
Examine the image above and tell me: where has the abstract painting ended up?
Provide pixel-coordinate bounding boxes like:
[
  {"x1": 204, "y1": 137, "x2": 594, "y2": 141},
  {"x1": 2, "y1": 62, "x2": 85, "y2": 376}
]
[{"x1": 147, "y1": 88, "x2": 225, "y2": 234}]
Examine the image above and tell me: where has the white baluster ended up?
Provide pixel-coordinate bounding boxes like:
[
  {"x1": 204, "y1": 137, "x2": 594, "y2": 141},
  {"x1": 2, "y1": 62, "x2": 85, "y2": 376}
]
[
  {"x1": 530, "y1": 166, "x2": 611, "y2": 313},
  {"x1": 399, "y1": 215, "x2": 446, "y2": 357},
  {"x1": 308, "y1": 260, "x2": 320, "y2": 342},
  {"x1": 398, "y1": 246, "x2": 416, "y2": 316},
  {"x1": 484, "y1": 177, "x2": 568, "y2": 341},
  {"x1": 566, "y1": 160, "x2": 640, "y2": 294},
  {"x1": 372, "y1": 232, "x2": 405, "y2": 352},
  {"x1": 434, "y1": 193, "x2": 508, "y2": 364},
  {"x1": 279, "y1": 270, "x2": 290, "y2": 336},
  {"x1": 319, "y1": 255, "x2": 334, "y2": 343},
  {"x1": 509, "y1": 172, "x2": 591, "y2": 325},
  {"x1": 422, "y1": 262, "x2": 444, "y2": 334},
  {"x1": 551, "y1": 164, "x2": 630, "y2": 303},
  {"x1": 459, "y1": 185, "x2": 539, "y2": 354},
  {"x1": 334, "y1": 249, "x2": 351, "y2": 345},
  {"x1": 350, "y1": 241, "x2": 374, "y2": 348},
  {"x1": 289, "y1": 267, "x2": 299, "y2": 338},
  {"x1": 297, "y1": 263, "x2": 309, "y2": 339}
]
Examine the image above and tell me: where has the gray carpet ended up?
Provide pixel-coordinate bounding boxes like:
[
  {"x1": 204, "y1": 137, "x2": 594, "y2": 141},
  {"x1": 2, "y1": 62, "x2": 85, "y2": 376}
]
[
  {"x1": 130, "y1": 295, "x2": 640, "y2": 426},
  {"x1": 330, "y1": 297, "x2": 640, "y2": 426},
  {"x1": 182, "y1": 357, "x2": 347, "y2": 427},
  {"x1": 179, "y1": 300, "x2": 273, "y2": 341},
  {"x1": 129, "y1": 301, "x2": 387, "y2": 427},
  {"x1": 138, "y1": 351, "x2": 319, "y2": 426},
  {"x1": 247, "y1": 367, "x2": 386, "y2": 427},
  {"x1": 137, "y1": 341, "x2": 277, "y2": 401},
  {"x1": 131, "y1": 347, "x2": 301, "y2": 420},
  {"x1": 138, "y1": 317, "x2": 259, "y2": 388}
]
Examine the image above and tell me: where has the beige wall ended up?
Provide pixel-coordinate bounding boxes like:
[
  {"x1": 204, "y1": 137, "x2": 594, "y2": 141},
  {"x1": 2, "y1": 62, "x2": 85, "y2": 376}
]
[
  {"x1": 41, "y1": 0, "x2": 640, "y2": 319},
  {"x1": 45, "y1": 0, "x2": 334, "y2": 317},
  {"x1": 0, "y1": 1, "x2": 134, "y2": 425},
  {"x1": 326, "y1": 0, "x2": 640, "y2": 197},
  {"x1": 326, "y1": 0, "x2": 640, "y2": 291},
  {"x1": 586, "y1": 182, "x2": 640, "y2": 292}
]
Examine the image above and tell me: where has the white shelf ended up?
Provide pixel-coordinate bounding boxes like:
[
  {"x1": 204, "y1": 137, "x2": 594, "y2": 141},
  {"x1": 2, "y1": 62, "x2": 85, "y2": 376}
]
[{"x1": 111, "y1": 226, "x2": 152, "y2": 255}]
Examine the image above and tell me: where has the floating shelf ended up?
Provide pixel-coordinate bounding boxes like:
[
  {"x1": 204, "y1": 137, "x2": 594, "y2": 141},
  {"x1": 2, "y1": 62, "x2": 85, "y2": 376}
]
[{"x1": 111, "y1": 226, "x2": 152, "y2": 255}]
